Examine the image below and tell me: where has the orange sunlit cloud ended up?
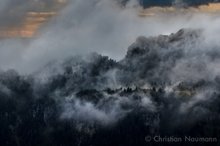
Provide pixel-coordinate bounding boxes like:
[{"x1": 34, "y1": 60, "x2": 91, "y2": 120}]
[
  {"x1": 0, "y1": 12, "x2": 56, "y2": 38},
  {"x1": 0, "y1": 0, "x2": 66, "y2": 38},
  {"x1": 139, "y1": 3, "x2": 220, "y2": 17},
  {"x1": 1, "y1": 1, "x2": 220, "y2": 38}
]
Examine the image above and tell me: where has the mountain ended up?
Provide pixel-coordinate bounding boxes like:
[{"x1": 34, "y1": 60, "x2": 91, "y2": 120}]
[{"x1": 1, "y1": 29, "x2": 220, "y2": 146}]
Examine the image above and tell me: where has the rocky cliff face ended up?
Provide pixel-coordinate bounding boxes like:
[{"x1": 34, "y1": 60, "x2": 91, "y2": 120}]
[{"x1": 1, "y1": 29, "x2": 220, "y2": 146}]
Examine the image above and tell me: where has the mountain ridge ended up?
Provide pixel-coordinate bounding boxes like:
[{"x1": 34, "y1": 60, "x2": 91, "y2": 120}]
[{"x1": 1, "y1": 28, "x2": 220, "y2": 146}]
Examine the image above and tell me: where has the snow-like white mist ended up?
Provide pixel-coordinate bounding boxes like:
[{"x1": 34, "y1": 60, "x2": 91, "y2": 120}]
[
  {"x1": 1, "y1": 1, "x2": 220, "y2": 146},
  {"x1": 0, "y1": 0, "x2": 220, "y2": 73}
]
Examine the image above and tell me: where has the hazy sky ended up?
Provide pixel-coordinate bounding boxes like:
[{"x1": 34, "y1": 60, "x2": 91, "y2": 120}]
[{"x1": 1, "y1": 0, "x2": 220, "y2": 73}]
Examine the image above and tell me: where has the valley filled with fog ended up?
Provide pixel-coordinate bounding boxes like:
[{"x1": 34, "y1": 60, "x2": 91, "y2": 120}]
[{"x1": 1, "y1": 0, "x2": 220, "y2": 146}]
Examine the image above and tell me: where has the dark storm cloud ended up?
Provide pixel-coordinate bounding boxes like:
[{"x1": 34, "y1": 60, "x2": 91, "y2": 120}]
[
  {"x1": 143, "y1": 0, "x2": 220, "y2": 7},
  {"x1": 121, "y1": 0, "x2": 220, "y2": 8}
]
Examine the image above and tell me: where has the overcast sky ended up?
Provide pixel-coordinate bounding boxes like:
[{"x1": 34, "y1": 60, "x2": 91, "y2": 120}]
[{"x1": 1, "y1": 0, "x2": 220, "y2": 73}]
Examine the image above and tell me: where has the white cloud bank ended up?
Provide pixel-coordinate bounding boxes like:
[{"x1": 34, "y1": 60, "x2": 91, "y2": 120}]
[{"x1": 0, "y1": 0, "x2": 220, "y2": 73}]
